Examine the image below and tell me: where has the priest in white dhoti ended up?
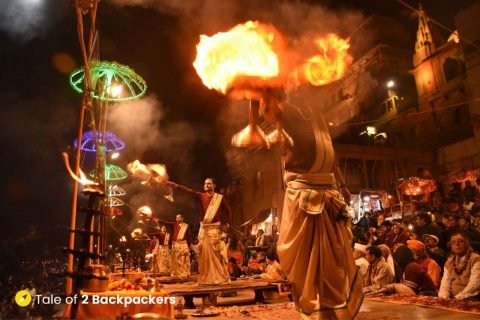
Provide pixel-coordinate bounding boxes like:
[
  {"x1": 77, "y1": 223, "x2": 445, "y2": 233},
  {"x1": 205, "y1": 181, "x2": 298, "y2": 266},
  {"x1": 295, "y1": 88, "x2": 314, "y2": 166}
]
[
  {"x1": 158, "y1": 214, "x2": 192, "y2": 278},
  {"x1": 167, "y1": 178, "x2": 232, "y2": 285},
  {"x1": 157, "y1": 225, "x2": 171, "y2": 273}
]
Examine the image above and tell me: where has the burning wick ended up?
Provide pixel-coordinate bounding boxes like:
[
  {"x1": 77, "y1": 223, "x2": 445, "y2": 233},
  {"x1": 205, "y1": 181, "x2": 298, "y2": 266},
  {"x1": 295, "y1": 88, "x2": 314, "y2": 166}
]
[
  {"x1": 136, "y1": 206, "x2": 153, "y2": 219},
  {"x1": 111, "y1": 152, "x2": 120, "y2": 159},
  {"x1": 127, "y1": 160, "x2": 169, "y2": 185},
  {"x1": 62, "y1": 152, "x2": 98, "y2": 185}
]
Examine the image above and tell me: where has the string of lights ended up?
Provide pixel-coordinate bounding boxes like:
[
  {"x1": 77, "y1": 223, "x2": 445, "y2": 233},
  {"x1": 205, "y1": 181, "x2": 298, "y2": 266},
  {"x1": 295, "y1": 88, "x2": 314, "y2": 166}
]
[
  {"x1": 394, "y1": 0, "x2": 480, "y2": 51},
  {"x1": 332, "y1": 97, "x2": 480, "y2": 128}
]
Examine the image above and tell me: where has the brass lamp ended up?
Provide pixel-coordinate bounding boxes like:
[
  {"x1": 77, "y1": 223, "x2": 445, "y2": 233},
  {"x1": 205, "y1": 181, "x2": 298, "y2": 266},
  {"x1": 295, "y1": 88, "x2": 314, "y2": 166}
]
[{"x1": 231, "y1": 99, "x2": 269, "y2": 148}]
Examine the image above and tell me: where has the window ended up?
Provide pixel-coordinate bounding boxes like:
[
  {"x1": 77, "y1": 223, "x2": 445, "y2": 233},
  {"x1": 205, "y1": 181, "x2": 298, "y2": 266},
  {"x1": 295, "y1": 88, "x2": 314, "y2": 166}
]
[{"x1": 443, "y1": 57, "x2": 464, "y2": 82}]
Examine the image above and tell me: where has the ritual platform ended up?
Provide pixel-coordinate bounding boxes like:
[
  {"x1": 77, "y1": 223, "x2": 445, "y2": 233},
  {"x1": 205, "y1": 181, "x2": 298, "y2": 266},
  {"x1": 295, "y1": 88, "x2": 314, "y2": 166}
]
[{"x1": 161, "y1": 278, "x2": 293, "y2": 307}]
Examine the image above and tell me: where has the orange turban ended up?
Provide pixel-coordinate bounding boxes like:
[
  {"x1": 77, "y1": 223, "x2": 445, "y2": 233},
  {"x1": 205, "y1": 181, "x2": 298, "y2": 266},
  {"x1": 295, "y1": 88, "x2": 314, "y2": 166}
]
[{"x1": 407, "y1": 239, "x2": 425, "y2": 251}]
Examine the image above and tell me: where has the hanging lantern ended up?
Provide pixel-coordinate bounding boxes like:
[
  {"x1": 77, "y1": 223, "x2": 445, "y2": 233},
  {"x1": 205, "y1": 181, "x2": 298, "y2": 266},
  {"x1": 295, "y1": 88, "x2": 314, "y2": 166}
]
[
  {"x1": 89, "y1": 164, "x2": 128, "y2": 181},
  {"x1": 69, "y1": 61, "x2": 147, "y2": 101},
  {"x1": 73, "y1": 130, "x2": 125, "y2": 153},
  {"x1": 104, "y1": 197, "x2": 125, "y2": 207},
  {"x1": 108, "y1": 185, "x2": 127, "y2": 197}
]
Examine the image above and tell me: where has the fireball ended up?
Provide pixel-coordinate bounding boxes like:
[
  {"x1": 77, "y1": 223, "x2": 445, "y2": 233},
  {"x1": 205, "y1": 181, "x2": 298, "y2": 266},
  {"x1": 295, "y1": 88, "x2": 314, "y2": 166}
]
[
  {"x1": 193, "y1": 21, "x2": 353, "y2": 95},
  {"x1": 193, "y1": 21, "x2": 286, "y2": 95}
]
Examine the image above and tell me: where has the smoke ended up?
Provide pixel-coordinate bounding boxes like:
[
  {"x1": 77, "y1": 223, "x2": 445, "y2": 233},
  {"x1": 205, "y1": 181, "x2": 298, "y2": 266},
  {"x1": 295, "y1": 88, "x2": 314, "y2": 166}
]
[
  {"x1": 0, "y1": 0, "x2": 52, "y2": 43},
  {"x1": 106, "y1": 0, "x2": 364, "y2": 43},
  {"x1": 106, "y1": 94, "x2": 200, "y2": 228},
  {"x1": 108, "y1": 95, "x2": 164, "y2": 158}
]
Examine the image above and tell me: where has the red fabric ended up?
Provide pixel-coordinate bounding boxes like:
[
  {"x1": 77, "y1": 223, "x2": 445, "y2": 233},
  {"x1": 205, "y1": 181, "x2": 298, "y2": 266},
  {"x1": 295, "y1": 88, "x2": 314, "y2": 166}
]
[
  {"x1": 229, "y1": 249, "x2": 243, "y2": 266},
  {"x1": 158, "y1": 232, "x2": 170, "y2": 247},
  {"x1": 173, "y1": 184, "x2": 232, "y2": 224},
  {"x1": 158, "y1": 220, "x2": 192, "y2": 246},
  {"x1": 149, "y1": 238, "x2": 158, "y2": 252},
  {"x1": 403, "y1": 262, "x2": 436, "y2": 293}
]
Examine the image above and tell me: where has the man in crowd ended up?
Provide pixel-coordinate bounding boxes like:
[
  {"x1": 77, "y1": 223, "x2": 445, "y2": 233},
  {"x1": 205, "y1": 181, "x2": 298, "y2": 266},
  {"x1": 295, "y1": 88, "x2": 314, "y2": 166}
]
[
  {"x1": 413, "y1": 212, "x2": 442, "y2": 243},
  {"x1": 167, "y1": 177, "x2": 232, "y2": 284},
  {"x1": 439, "y1": 232, "x2": 480, "y2": 300},
  {"x1": 255, "y1": 229, "x2": 270, "y2": 250},
  {"x1": 363, "y1": 246, "x2": 395, "y2": 293},
  {"x1": 354, "y1": 243, "x2": 369, "y2": 277},
  {"x1": 260, "y1": 253, "x2": 285, "y2": 280},
  {"x1": 407, "y1": 240, "x2": 441, "y2": 289},
  {"x1": 386, "y1": 222, "x2": 410, "y2": 249},
  {"x1": 423, "y1": 234, "x2": 446, "y2": 269},
  {"x1": 392, "y1": 246, "x2": 437, "y2": 296}
]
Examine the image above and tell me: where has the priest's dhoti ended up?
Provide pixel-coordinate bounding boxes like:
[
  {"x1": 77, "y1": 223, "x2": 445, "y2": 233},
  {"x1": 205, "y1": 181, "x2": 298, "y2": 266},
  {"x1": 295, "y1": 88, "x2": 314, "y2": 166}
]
[
  {"x1": 277, "y1": 174, "x2": 363, "y2": 318},
  {"x1": 198, "y1": 223, "x2": 230, "y2": 285},
  {"x1": 171, "y1": 241, "x2": 190, "y2": 277}
]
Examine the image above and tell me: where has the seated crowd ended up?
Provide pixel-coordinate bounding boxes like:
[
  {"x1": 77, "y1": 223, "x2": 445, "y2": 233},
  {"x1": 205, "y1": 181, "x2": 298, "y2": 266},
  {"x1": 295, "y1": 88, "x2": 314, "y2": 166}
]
[
  {"x1": 354, "y1": 195, "x2": 480, "y2": 301},
  {"x1": 224, "y1": 228, "x2": 286, "y2": 281}
]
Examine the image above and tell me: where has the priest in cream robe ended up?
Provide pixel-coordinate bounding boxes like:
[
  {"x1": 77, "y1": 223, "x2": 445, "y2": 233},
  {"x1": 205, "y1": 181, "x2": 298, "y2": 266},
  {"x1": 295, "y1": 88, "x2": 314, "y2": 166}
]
[{"x1": 266, "y1": 98, "x2": 363, "y2": 319}]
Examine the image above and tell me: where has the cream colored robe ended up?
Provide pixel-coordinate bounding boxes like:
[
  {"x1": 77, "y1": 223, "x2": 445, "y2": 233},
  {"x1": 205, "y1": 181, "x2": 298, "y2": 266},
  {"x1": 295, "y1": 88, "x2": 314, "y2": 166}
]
[
  {"x1": 171, "y1": 224, "x2": 190, "y2": 278},
  {"x1": 197, "y1": 194, "x2": 230, "y2": 285},
  {"x1": 277, "y1": 111, "x2": 363, "y2": 318}
]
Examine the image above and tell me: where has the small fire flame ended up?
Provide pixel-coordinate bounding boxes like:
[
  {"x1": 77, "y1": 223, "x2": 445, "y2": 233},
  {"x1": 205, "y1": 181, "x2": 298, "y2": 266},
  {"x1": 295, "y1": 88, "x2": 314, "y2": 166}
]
[
  {"x1": 301, "y1": 33, "x2": 353, "y2": 86},
  {"x1": 127, "y1": 160, "x2": 150, "y2": 180},
  {"x1": 106, "y1": 206, "x2": 123, "y2": 218},
  {"x1": 148, "y1": 164, "x2": 168, "y2": 183},
  {"x1": 193, "y1": 21, "x2": 285, "y2": 94},
  {"x1": 62, "y1": 152, "x2": 97, "y2": 185},
  {"x1": 137, "y1": 205, "x2": 152, "y2": 218},
  {"x1": 120, "y1": 236, "x2": 127, "y2": 242},
  {"x1": 127, "y1": 160, "x2": 168, "y2": 184},
  {"x1": 193, "y1": 22, "x2": 352, "y2": 95},
  {"x1": 131, "y1": 228, "x2": 143, "y2": 238}
]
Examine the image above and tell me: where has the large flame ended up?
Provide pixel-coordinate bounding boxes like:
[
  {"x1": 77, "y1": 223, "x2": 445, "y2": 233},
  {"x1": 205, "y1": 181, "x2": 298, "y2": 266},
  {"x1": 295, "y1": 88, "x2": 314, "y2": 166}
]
[
  {"x1": 302, "y1": 33, "x2": 353, "y2": 86},
  {"x1": 62, "y1": 152, "x2": 97, "y2": 185},
  {"x1": 193, "y1": 22, "x2": 352, "y2": 94},
  {"x1": 193, "y1": 21, "x2": 285, "y2": 94}
]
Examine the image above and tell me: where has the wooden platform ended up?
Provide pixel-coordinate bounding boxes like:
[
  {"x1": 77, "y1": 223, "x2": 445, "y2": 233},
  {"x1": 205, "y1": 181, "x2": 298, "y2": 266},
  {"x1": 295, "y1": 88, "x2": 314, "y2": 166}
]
[{"x1": 160, "y1": 278, "x2": 293, "y2": 306}]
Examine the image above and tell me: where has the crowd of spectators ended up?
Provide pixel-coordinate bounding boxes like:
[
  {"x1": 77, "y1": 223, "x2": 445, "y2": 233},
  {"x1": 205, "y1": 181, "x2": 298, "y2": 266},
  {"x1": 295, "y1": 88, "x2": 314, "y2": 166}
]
[{"x1": 354, "y1": 185, "x2": 480, "y2": 301}]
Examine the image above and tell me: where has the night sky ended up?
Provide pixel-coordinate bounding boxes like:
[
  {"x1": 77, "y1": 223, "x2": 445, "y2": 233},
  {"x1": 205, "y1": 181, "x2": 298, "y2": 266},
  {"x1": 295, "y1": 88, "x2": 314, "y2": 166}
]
[{"x1": 0, "y1": 0, "x2": 476, "y2": 258}]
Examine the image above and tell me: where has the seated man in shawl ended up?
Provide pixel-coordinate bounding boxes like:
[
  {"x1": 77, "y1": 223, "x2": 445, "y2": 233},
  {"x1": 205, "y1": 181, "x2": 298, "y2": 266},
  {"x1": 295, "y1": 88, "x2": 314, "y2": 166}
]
[
  {"x1": 363, "y1": 245, "x2": 395, "y2": 293},
  {"x1": 166, "y1": 177, "x2": 232, "y2": 285},
  {"x1": 438, "y1": 232, "x2": 480, "y2": 300}
]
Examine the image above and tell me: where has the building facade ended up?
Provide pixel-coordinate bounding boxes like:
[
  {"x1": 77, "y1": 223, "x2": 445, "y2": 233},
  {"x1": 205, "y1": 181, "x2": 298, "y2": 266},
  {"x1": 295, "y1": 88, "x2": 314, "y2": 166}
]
[{"x1": 226, "y1": 7, "x2": 480, "y2": 225}]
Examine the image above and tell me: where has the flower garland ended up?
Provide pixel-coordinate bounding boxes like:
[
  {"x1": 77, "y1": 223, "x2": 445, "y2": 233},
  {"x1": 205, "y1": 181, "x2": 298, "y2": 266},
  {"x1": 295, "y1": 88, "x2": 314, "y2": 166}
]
[{"x1": 453, "y1": 250, "x2": 472, "y2": 275}]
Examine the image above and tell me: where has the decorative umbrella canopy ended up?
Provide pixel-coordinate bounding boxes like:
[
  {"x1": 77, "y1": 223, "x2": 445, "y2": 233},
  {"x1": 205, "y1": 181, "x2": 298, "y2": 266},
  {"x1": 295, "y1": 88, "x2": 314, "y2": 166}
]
[
  {"x1": 108, "y1": 185, "x2": 127, "y2": 197},
  {"x1": 74, "y1": 130, "x2": 125, "y2": 153},
  {"x1": 104, "y1": 197, "x2": 125, "y2": 207},
  {"x1": 89, "y1": 164, "x2": 128, "y2": 181},
  {"x1": 399, "y1": 177, "x2": 437, "y2": 196},
  {"x1": 69, "y1": 61, "x2": 147, "y2": 101}
]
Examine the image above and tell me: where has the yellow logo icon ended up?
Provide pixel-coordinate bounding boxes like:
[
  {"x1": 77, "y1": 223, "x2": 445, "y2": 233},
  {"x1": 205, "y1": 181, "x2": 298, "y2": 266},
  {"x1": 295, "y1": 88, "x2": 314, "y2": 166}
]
[{"x1": 15, "y1": 290, "x2": 32, "y2": 307}]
